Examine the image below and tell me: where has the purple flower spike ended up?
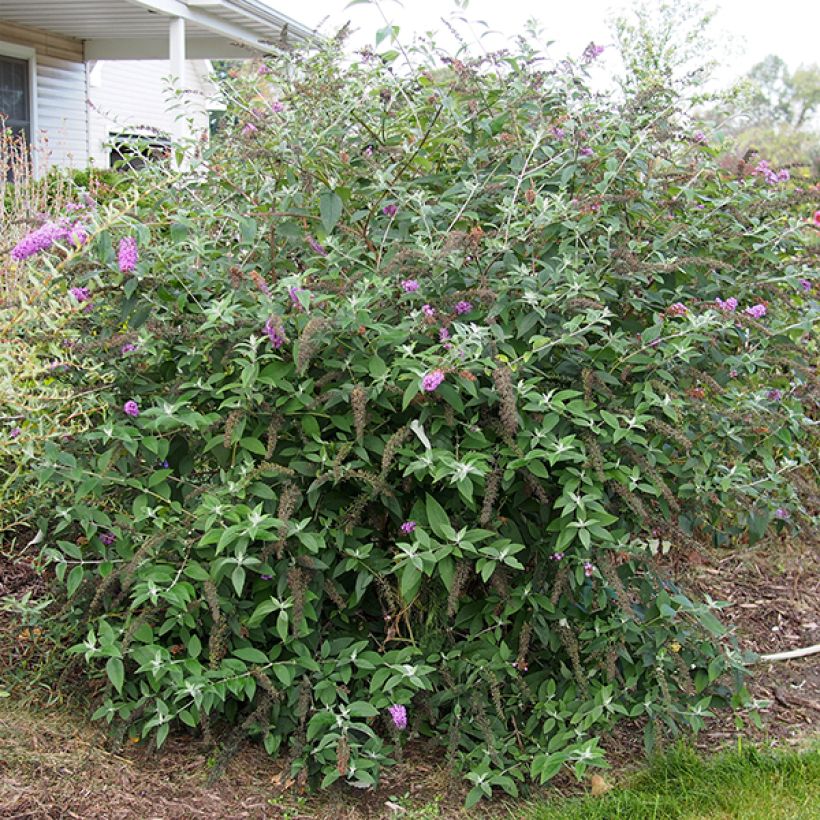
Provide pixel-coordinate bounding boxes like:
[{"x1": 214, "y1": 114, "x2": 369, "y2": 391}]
[
  {"x1": 118, "y1": 237, "x2": 138, "y2": 273},
  {"x1": 120, "y1": 343, "x2": 137, "y2": 355},
  {"x1": 745, "y1": 304, "x2": 767, "y2": 319},
  {"x1": 69, "y1": 286, "x2": 91, "y2": 303},
  {"x1": 271, "y1": 100, "x2": 285, "y2": 113},
  {"x1": 123, "y1": 400, "x2": 139, "y2": 418},
  {"x1": 439, "y1": 327, "x2": 450, "y2": 342},
  {"x1": 400, "y1": 521, "x2": 416, "y2": 535},
  {"x1": 715, "y1": 297, "x2": 738, "y2": 313},
  {"x1": 774, "y1": 508, "x2": 790, "y2": 520},
  {"x1": 9, "y1": 427, "x2": 22, "y2": 439},
  {"x1": 264, "y1": 316, "x2": 287, "y2": 349},
  {"x1": 582, "y1": 42, "x2": 605, "y2": 62},
  {"x1": 242, "y1": 122, "x2": 258, "y2": 136},
  {"x1": 401, "y1": 279, "x2": 419, "y2": 293},
  {"x1": 422, "y1": 370, "x2": 445, "y2": 392},
  {"x1": 306, "y1": 236, "x2": 327, "y2": 257},
  {"x1": 579, "y1": 146, "x2": 594, "y2": 157},
  {"x1": 766, "y1": 389, "x2": 783, "y2": 402},
  {"x1": 100, "y1": 532, "x2": 116, "y2": 546},
  {"x1": 383, "y1": 203, "x2": 398, "y2": 217},
  {"x1": 584, "y1": 562, "x2": 595, "y2": 577},
  {"x1": 667, "y1": 302, "x2": 687, "y2": 317},
  {"x1": 11, "y1": 222, "x2": 63, "y2": 260},
  {"x1": 388, "y1": 704, "x2": 407, "y2": 730},
  {"x1": 799, "y1": 279, "x2": 811, "y2": 292},
  {"x1": 422, "y1": 304, "x2": 436, "y2": 317},
  {"x1": 693, "y1": 130, "x2": 707, "y2": 144},
  {"x1": 454, "y1": 300, "x2": 472, "y2": 315}
]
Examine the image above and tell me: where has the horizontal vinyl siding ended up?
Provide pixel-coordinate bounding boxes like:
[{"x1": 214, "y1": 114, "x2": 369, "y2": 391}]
[
  {"x1": 36, "y1": 53, "x2": 88, "y2": 168},
  {"x1": 88, "y1": 60, "x2": 214, "y2": 167}
]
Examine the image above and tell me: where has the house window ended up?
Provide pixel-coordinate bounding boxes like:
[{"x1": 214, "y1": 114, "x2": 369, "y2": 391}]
[{"x1": 0, "y1": 56, "x2": 30, "y2": 141}]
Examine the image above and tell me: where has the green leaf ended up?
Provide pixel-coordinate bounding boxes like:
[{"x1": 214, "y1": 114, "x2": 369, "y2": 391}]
[
  {"x1": 233, "y1": 646, "x2": 269, "y2": 664},
  {"x1": 425, "y1": 494, "x2": 450, "y2": 538},
  {"x1": 106, "y1": 657, "x2": 124, "y2": 694},
  {"x1": 319, "y1": 190, "x2": 343, "y2": 234},
  {"x1": 188, "y1": 634, "x2": 202, "y2": 659},
  {"x1": 67, "y1": 565, "x2": 84, "y2": 597}
]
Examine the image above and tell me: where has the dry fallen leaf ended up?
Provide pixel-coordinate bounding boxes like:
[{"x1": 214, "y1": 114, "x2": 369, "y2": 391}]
[{"x1": 591, "y1": 774, "x2": 613, "y2": 796}]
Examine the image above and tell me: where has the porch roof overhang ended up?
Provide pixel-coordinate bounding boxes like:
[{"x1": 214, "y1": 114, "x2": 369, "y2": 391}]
[{"x1": 0, "y1": 0, "x2": 316, "y2": 60}]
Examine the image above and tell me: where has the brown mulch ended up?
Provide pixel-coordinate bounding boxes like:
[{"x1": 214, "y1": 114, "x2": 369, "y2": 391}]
[{"x1": 0, "y1": 533, "x2": 817, "y2": 818}]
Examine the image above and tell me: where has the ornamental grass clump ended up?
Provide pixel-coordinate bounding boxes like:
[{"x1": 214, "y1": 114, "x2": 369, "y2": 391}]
[{"x1": 8, "y1": 26, "x2": 818, "y2": 807}]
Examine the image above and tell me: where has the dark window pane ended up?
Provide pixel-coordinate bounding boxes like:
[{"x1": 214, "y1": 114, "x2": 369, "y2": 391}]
[{"x1": 0, "y1": 56, "x2": 30, "y2": 142}]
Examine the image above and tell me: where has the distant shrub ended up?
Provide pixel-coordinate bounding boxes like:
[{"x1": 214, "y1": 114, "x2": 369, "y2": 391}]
[{"x1": 5, "y1": 29, "x2": 817, "y2": 806}]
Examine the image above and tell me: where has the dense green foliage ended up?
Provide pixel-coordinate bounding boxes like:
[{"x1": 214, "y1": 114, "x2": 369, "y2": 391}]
[{"x1": 3, "y1": 30, "x2": 817, "y2": 804}]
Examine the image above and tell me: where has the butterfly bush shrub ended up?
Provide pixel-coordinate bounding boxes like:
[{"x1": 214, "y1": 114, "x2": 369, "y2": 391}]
[{"x1": 22, "y1": 32, "x2": 818, "y2": 805}]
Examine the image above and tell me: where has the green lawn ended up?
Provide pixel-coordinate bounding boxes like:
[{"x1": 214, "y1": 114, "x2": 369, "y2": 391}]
[{"x1": 523, "y1": 744, "x2": 820, "y2": 820}]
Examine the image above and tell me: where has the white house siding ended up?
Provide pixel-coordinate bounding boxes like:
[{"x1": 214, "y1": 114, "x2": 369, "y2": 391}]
[
  {"x1": 87, "y1": 60, "x2": 216, "y2": 167},
  {"x1": 0, "y1": 22, "x2": 88, "y2": 168}
]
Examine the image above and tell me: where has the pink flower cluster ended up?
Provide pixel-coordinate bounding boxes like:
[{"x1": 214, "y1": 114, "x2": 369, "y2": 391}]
[
  {"x1": 401, "y1": 279, "x2": 419, "y2": 293},
  {"x1": 388, "y1": 704, "x2": 407, "y2": 730},
  {"x1": 667, "y1": 302, "x2": 688, "y2": 317},
  {"x1": 745, "y1": 304, "x2": 767, "y2": 319},
  {"x1": 11, "y1": 218, "x2": 89, "y2": 260},
  {"x1": 422, "y1": 370, "x2": 445, "y2": 392},
  {"x1": 118, "y1": 237, "x2": 138, "y2": 273},
  {"x1": 715, "y1": 297, "x2": 738, "y2": 312},
  {"x1": 753, "y1": 160, "x2": 789, "y2": 185}
]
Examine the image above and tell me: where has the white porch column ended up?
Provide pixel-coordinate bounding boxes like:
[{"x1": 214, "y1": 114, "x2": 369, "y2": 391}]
[{"x1": 168, "y1": 16, "x2": 187, "y2": 151}]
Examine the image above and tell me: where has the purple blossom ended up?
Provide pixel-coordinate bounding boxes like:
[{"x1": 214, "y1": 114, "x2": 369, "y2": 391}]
[
  {"x1": 120, "y1": 343, "x2": 137, "y2": 355},
  {"x1": 774, "y1": 508, "x2": 790, "y2": 520},
  {"x1": 159, "y1": 460, "x2": 170, "y2": 469},
  {"x1": 579, "y1": 146, "x2": 594, "y2": 157},
  {"x1": 401, "y1": 279, "x2": 419, "y2": 293},
  {"x1": 260, "y1": 574, "x2": 274, "y2": 580},
  {"x1": 422, "y1": 370, "x2": 445, "y2": 392},
  {"x1": 693, "y1": 130, "x2": 707, "y2": 144},
  {"x1": 241, "y1": 122, "x2": 258, "y2": 136},
  {"x1": 421, "y1": 304, "x2": 436, "y2": 317},
  {"x1": 123, "y1": 400, "x2": 139, "y2": 418},
  {"x1": 439, "y1": 327, "x2": 450, "y2": 342},
  {"x1": 271, "y1": 100, "x2": 285, "y2": 113},
  {"x1": 582, "y1": 42, "x2": 605, "y2": 62},
  {"x1": 400, "y1": 521, "x2": 417, "y2": 535},
  {"x1": 100, "y1": 532, "x2": 116, "y2": 546},
  {"x1": 66, "y1": 223, "x2": 89, "y2": 248},
  {"x1": 745, "y1": 304, "x2": 767, "y2": 319},
  {"x1": 388, "y1": 704, "x2": 407, "y2": 730},
  {"x1": 667, "y1": 302, "x2": 688, "y2": 317},
  {"x1": 118, "y1": 237, "x2": 138, "y2": 273},
  {"x1": 11, "y1": 222, "x2": 64, "y2": 260},
  {"x1": 306, "y1": 235, "x2": 327, "y2": 257},
  {"x1": 729, "y1": 369, "x2": 739, "y2": 379},
  {"x1": 551, "y1": 551, "x2": 564, "y2": 561},
  {"x1": 777, "y1": 168, "x2": 790, "y2": 182},
  {"x1": 9, "y1": 427, "x2": 21, "y2": 439},
  {"x1": 584, "y1": 562, "x2": 595, "y2": 577},
  {"x1": 715, "y1": 297, "x2": 738, "y2": 312},
  {"x1": 383, "y1": 203, "x2": 398, "y2": 217},
  {"x1": 799, "y1": 279, "x2": 811, "y2": 292},
  {"x1": 550, "y1": 126, "x2": 565, "y2": 139},
  {"x1": 766, "y1": 389, "x2": 783, "y2": 401},
  {"x1": 69, "y1": 286, "x2": 91, "y2": 303},
  {"x1": 363, "y1": 145, "x2": 374, "y2": 158},
  {"x1": 454, "y1": 300, "x2": 472, "y2": 315},
  {"x1": 264, "y1": 316, "x2": 287, "y2": 349},
  {"x1": 257, "y1": 64, "x2": 271, "y2": 75}
]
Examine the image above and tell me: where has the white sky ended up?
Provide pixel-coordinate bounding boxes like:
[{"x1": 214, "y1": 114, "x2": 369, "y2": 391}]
[{"x1": 273, "y1": 0, "x2": 819, "y2": 85}]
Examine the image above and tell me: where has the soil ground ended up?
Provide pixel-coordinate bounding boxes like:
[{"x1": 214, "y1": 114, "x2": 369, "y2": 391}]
[{"x1": 0, "y1": 534, "x2": 817, "y2": 819}]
